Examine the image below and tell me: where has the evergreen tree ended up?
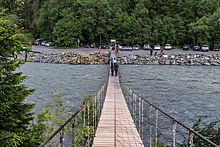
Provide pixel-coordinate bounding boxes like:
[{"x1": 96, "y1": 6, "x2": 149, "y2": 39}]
[{"x1": 0, "y1": 9, "x2": 46, "y2": 147}]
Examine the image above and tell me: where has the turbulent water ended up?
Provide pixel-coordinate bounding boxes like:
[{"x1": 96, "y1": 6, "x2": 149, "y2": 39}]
[
  {"x1": 18, "y1": 63, "x2": 220, "y2": 134},
  {"x1": 18, "y1": 62, "x2": 109, "y2": 114},
  {"x1": 119, "y1": 65, "x2": 220, "y2": 128}
]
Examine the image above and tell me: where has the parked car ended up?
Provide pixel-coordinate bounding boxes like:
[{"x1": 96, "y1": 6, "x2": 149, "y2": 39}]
[
  {"x1": 183, "y1": 44, "x2": 190, "y2": 50},
  {"x1": 144, "y1": 44, "x2": 151, "y2": 50},
  {"x1": 41, "y1": 41, "x2": 46, "y2": 46},
  {"x1": 211, "y1": 44, "x2": 219, "y2": 51},
  {"x1": 133, "y1": 45, "x2": 141, "y2": 50},
  {"x1": 97, "y1": 43, "x2": 107, "y2": 49},
  {"x1": 120, "y1": 46, "x2": 132, "y2": 51},
  {"x1": 165, "y1": 44, "x2": 172, "y2": 50},
  {"x1": 84, "y1": 43, "x2": 90, "y2": 48},
  {"x1": 65, "y1": 43, "x2": 75, "y2": 47},
  {"x1": 117, "y1": 44, "x2": 123, "y2": 49},
  {"x1": 193, "y1": 45, "x2": 200, "y2": 51},
  {"x1": 34, "y1": 38, "x2": 45, "y2": 45},
  {"x1": 90, "y1": 43, "x2": 97, "y2": 48},
  {"x1": 154, "y1": 45, "x2": 161, "y2": 50},
  {"x1": 45, "y1": 42, "x2": 55, "y2": 47},
  {"x1": 201, "y1": 45, "x2": 209, "y2": 52}
]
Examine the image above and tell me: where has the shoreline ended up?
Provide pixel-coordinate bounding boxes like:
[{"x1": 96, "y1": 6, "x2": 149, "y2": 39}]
[{"x1": 17, "y1": 51, "x2": 220, "y2": 66}]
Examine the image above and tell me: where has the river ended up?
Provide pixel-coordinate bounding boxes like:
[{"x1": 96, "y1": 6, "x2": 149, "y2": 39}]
[{"x1": 18, "y1": 63, "x2": 220, "y2": 135}]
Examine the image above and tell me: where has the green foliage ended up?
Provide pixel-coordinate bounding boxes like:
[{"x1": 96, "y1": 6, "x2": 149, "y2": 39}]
[
  {"x1": 0, "y1": 12, "x2": 46, "y2": 147},
  {"x1": 192, "y1": 118, "x2": 220, "y2": 146},
  {"x1": 74, "y1": 94, "x2": 95, "y2": 146},
  {"x1": 30, "y1": 0, "x2": 220, "y2": 47},
  {"x1": 39, "y1": 89, "x2": 69, "y2": 145}
]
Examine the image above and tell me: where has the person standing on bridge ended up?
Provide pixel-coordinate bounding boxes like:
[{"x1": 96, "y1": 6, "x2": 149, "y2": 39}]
[
  {"x1": 113, "y1": 58, "x2": 117, "y2": 65},
  {"x1": 110, "y1": 57, "x2": 113, "y2": 67},
  {"x1": 114, "y1": 63, "x2": 119, "y2": 77}
]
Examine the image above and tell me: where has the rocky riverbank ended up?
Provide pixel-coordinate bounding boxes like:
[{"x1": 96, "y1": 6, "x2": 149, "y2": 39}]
[
  {"x1": 17, "y1": 51, "x2": 220, "y2": 66},
  {"x1": 17, "y1": 51, "x2": 110, "y2": 64},
  {"x1": 117, "y1": 53, "x2": 220, "y2": 66}
]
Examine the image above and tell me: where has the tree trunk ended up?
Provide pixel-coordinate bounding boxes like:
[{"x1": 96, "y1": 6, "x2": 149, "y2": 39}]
[
  {"x1": 24, "y1": 0, "x2": 28, "y2": 33},
  {"x1": 100, "y1": 34, "x2": 102, "y2": 43}
]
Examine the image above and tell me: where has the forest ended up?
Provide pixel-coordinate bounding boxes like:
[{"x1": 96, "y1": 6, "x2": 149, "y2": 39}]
[
  {"x1": 3, "y1": 0, "x2": 220, "y2": 47},
  {"x1": 1, "y1": 0, "x2": 220, "y2": 146}
]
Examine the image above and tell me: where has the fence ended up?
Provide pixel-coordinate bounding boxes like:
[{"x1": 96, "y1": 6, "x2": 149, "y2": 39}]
[
  {"x1": 39, "y1": 72, "x2": 109, "y2": 147},
  {"x1": 118, "y1": 71, "x2": 219, "y2": 147}
]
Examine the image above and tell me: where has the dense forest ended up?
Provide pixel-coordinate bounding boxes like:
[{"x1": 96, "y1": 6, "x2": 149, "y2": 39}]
[{"x1": 3, "y1": 0, "x2": 220, "y2": 47}]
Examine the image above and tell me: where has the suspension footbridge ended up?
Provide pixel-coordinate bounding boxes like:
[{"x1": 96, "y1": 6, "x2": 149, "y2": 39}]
[
  {"x1": 92, "y1": 51, "x2": 143, "y2": 146},
  {"x1": 39, "y1": 51, "x2": 219, "y2": 147}
]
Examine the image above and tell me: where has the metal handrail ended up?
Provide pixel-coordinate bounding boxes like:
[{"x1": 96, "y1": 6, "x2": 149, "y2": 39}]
[
  {"x1": 39, "y1": 69, "x2": 109, "y2": 147},
  {"x1": 118, "y1": 70, "x2": 219, "y2": 147}
]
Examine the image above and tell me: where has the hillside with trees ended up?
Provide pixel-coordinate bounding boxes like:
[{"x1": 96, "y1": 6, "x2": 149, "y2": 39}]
[{"x1": 19, "y1": 0, "x2": 220, "y2": 47}]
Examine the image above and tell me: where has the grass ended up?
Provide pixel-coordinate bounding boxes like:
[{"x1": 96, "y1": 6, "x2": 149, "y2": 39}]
[{"x1": 53, "y1": 46, "x2": 79, "y2": 49}]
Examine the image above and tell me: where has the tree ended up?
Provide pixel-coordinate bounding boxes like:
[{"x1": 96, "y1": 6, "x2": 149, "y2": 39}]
[{"x1": 0, "y1": 13, "x2": 46, "y2": 147}]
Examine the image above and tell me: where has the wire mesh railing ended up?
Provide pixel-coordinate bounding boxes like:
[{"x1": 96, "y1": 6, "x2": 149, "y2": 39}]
[
  {"x1": 118, "y1": 71, "x2": 219, "y2": 147},
  {"x1": 39, "y1": 72, "x2": 109, "y2": 147}
]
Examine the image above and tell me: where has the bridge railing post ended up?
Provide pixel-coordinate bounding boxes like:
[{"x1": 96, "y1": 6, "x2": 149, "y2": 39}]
[
  {"x1": 189, "y1": 131, "x2": 194, "y2": 147},
  {"x1": 142, "y1": 99, "x2": 144, "y2": 143},
  {"x1": 60, "y1": 127, "x2": 64, "y2": 147},
  {"x1": 87, "y1": 102, "x2": 90, "y2": 145},
  {"x1": 139, "y1": 97, "x2": 141, "y2": 133},
  {"x1": 95, "y1": 95, "x2": 97, "y2": 132},
  {"x1": 135, "y1": 94, "x2": 137, "y2": 126},
  {"x1": 173, "y1": 120, "x2": 177, "y2": 147},
  {"x1": 72, "y1": 117, "x2": 75, "y2": 147},
  {"x1": 149, "y1": 105, "x2": 152, "y2": 147},
  {"x1": 155, "y1": 109, "x2": 158, "y2": 147},
  {"x1": 129, "y1": 89, "x2": 132, "y2": 113}
]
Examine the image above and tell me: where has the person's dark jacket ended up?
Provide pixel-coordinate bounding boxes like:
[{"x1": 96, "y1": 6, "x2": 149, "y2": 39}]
[{"x1": 114, "y1": 63, "x2": 119, "y2": 70}]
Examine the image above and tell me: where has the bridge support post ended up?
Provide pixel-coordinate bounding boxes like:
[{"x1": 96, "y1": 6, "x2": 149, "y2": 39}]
[
  {"x1": 155, "y1": 109, "x2": 158, "y2": 147},
  {"x1": 142, "y1": 99, "x2": 144, "y2": 143},
  {"x1": 139, "y1": 97, "x2": 141, "y2": 133},
  {"x1": 95, "y1": 96, "x2": 97, "y2": 132},
  {"x1": 129, "y1": 89, "x2": 132, "y2": 113},
  {"x1": 135, "y1": 95, "x2": 137, "y2": 126},
  {"x1": 60, "y1": 128, "x2": 64, "y2": 147},
  {"x1": 188, "y1": 132, "x2": 194, "y2": 147},
  {"x1": 149, "y1": 105, "x2": 152, "y2": 147},
  {"x1": 87, "y1": 102, "x2": 90, "y2": 145},
  {"x1": 173, "y1": 120, "x2": 177, "y2": 147},
  {"x1": 72, "y1": 117, "x2": 75, "y2": 147}
]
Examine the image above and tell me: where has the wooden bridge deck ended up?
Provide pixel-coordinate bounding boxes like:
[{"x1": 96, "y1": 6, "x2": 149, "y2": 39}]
[{"x1": 92, "y1": 51, "x2": 143, "y2": 147}]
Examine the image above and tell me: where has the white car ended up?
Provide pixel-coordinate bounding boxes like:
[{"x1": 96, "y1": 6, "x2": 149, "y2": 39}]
[
  {"x1": 154, "y1": 45, "x2": 161, "y2": 50},
  {"x1": 202, "y1": 45, "x2": 209, "y2": 52},
  {"x1": 117, "y1": 44, "x2": 123, "y2": 49},
  {"x1": 165, "y1": 44, "x2": 172, "y2": 50}
]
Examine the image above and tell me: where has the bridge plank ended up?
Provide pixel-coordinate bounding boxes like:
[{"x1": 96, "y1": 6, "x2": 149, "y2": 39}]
[{"x1": 93, "y1": 51, "x2": 143, "y2": 147}]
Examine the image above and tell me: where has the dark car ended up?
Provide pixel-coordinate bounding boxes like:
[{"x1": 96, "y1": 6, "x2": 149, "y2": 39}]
[
  {"x1": 212, "y1": 44, "x2": 219, "y2": 51},
  {"x1": 84, "y1": 43, "x2": 90, "y2": 48},
  {"x1": 144, "y1": 44, "x2": 151, "y2": 50},
  {"x1": 183, "y1": 44, "x2": 190, "y2": 50},
  {"x1": 97, "y1": 43, "x2": 107, "y2": 49},
  {"x1": 193, "y1": 45, "x2": 200, "y2": 51},
  {"x1": 65, "y1": 43, "x2": 75, "y2": 47},
  {"x1": 34, "y1": 38, "x2": 45, "y2": 45},
  {"x1": 45, "y1": 42, "x2": 55, "y2": 47}
]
